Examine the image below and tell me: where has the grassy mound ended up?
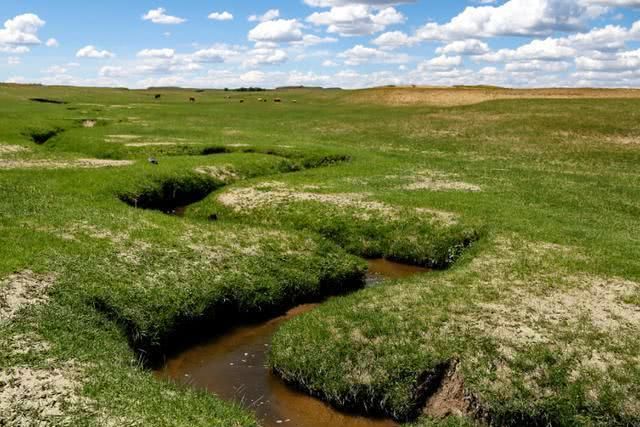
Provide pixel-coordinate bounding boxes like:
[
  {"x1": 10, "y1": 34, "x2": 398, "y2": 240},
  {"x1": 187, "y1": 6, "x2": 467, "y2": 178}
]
[{"x1": 197, "y1": 180, "x2": 480, "y2": 268}]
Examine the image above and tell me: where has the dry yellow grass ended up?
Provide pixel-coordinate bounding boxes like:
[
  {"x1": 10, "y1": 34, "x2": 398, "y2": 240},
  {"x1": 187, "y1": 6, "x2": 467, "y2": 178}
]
[{"x1": 347, "y1": 87, "x2": 640, "y2": 107}]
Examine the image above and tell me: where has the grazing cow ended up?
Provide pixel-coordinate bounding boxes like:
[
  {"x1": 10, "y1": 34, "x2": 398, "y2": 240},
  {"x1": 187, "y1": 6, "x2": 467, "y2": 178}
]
[
  {"x1": 189, "y1": 97, "x2": 196, "y2": 103},
  {"x1": 274, "y1": 98, "x2": 282, "y2": 103},
  {"x1": 154, "y1": 94, "x2": 161, "y2": 99},
  {"x1": 240, "y1": 99, "x2": 244, "y2": 103},
  {"x1": 292, "y1": 100, "x2": 297, "y2": 103}
]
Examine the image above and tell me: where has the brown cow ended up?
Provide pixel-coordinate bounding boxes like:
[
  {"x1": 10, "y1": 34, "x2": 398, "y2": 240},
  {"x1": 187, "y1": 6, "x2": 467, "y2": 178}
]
[{"x1": 189, "y1": 97, "x2": 196, "y2": 103}]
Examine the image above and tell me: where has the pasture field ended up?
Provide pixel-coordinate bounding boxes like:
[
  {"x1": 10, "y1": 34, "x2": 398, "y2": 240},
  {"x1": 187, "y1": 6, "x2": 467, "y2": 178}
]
[{"x1": 1, "y1": 83, "x2": 639, "y2": 426}]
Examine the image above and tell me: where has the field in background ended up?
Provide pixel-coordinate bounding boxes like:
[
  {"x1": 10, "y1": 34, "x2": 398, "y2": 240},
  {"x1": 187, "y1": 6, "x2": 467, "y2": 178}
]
[{"x1": 1, "y1": 84, "x2": 640, "y2": 426}]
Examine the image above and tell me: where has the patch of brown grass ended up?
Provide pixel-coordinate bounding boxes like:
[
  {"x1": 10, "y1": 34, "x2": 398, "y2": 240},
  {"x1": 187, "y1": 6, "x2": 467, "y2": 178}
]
[
  {"x1": 217, "y1": 181, "x2": 458, "y2": 225},
  {"x1": 347, "y1": 87, "x2": 640, "y2": 107},
  {"x1": 0, "y1": 158, "x2": 134, "y2": 170}
]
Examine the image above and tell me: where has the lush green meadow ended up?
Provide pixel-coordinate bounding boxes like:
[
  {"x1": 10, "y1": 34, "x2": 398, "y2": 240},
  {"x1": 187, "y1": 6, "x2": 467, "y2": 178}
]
[{"x1": 1, "y1": 83, "x2": 639, "y2": 426}]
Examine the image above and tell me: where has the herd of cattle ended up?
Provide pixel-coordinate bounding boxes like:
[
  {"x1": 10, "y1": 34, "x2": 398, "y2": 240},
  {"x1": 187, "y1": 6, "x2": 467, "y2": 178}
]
[{"x1": 153, "y1": 94, "x2": 296, "y2": 104}]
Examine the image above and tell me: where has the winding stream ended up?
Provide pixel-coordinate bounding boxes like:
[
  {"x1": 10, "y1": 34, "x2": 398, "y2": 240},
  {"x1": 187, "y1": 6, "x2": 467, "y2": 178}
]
[{"x1": 155, "y1": 259, "x2": 429, "y2": 427}]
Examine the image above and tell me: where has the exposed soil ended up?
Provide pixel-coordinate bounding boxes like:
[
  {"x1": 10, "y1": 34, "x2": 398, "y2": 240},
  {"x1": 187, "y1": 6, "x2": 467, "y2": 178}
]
[
  {"x1": 422, "y1": 360, "x2": 473, "y2": 419},
  {"x1": 0, "y1": 145, "x2": 29, "y2": 155},
  {"x1": 0, "y1": 271, "x2": 56, "y2": 323},
  {"x1": 0, "y1": 363, "x2": 89, "y2": 425},
  {"x1": 0, "y1": 158, "x2": 134, "y2": 170}
]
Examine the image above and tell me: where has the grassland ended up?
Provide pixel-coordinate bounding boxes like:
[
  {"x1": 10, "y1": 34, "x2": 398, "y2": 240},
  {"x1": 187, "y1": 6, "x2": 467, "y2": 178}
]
[{"x1": 1, "y1": 83, "x2": 639, "y2": 426}]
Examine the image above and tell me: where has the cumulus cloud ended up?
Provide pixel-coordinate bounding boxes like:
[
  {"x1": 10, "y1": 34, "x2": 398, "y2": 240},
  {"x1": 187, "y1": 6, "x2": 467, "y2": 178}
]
[
  {"x1": 304, "y1": 0, "x2": 415, "y2": 6},
  {"x1": 43, "y1": 65, "x2": 68, "y2": 74},
  {"x1": 436, "y1": 39, "x2": 490, "y2": 55},
  {"x1": 339, "y1": 44, "x2": 410, "y2": 65},
  {"x1": 208, "y1": 11, "x2": 234, "y2": 21},
  {"x1": 45, "y1": 38, "x2": 59, "y2": 48},
  {"x1": 137, "y1": 48, "x2": 175, "y2": 58},
  {"x1": 307, "y1": 5, "x2": 405, "y2": 36},
  {"x1": 416, "y1": 0, "x2": 605, "y2": 41},
  {"x1": 372, "y1": 31, "x2": 417, "y2": 49},
  {"x1": 417, "y1": 55, "x2": 463, "y2": 71},
  {"x1": 99, "y1": 66, "x2": 128, "y2": 78},
  {"x1": 76, "y1": 45, "x2": 115, "y2": 59},
  {"x1": 142, "y1": 8, "x2": 186, "y2": 25},
  {"x1": 295, "y1": 34, "x2": 339, "y2": 46},
  {"x1": 248, "y1": 19, "x2": 304, "y2": 43},
  {"x1": 584, "y1": 0, "x2": 640, "y2": 6},
  {"x1": 0, "y1": 13, "x2": 45, "y2": 52},
  {"x1": 243, "y1": 47, "x2": 288, "y2": 67},
  {"x1": 249, "y1": 9, "x2": 280, "y2": 22},
  {"x1": 576, "y1": 48, "x2": 640, "y2": 71}
]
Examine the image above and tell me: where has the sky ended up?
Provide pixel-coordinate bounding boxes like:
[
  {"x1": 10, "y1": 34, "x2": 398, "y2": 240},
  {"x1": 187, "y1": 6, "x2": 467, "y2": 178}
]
[{"x1": 1, "y1": 0, "x2": 640, "y2": 89}]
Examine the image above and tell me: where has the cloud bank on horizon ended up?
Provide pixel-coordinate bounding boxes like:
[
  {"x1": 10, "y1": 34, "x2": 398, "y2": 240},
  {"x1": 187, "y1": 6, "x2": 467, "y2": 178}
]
[{"x1": 1, "y1": 0, "x2": 640, "y2": 88}]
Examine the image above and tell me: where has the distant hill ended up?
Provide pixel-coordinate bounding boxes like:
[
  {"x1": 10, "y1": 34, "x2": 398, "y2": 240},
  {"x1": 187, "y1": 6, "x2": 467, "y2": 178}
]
[{"x1": 276, "y1": 85, "x2": 342, "y2": 90}]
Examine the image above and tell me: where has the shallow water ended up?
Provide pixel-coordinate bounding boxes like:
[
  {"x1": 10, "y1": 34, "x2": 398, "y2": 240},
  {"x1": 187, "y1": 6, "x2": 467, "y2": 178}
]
[{"x1": 156, "y1": 259, "x2": 430, "y2": 427}]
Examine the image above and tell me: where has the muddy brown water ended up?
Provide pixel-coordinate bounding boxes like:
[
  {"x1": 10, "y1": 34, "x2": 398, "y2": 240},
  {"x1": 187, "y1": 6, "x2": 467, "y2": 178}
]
[{"x1": 156, "y1": 259, "x2": 430, "y2": 427}]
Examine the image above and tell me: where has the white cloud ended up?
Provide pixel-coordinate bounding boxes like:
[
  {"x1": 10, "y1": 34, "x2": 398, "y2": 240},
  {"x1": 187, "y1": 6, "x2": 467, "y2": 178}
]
[
  {"x1": 0, "y1": 13, "x2": 45, "y2": 52},
  {"x1": 249, "y1": 9, "x2": 280, "y2": 23},
  {"x1": 240, "y1": 70, "x2": 266, "y2": 84},
  {"x1": 137, "y1": 48, "x2": 175, "y2": 58},
  {"x1": 43, "y1": 65, "x2": 68, "y2": 74},
  {"x1": 477, "y1": 37, "x2": 576, "y2": 62},
  {"x1": 416, "y1": 0, "x2": 606, "y2": 41},
  {"x1": 304, "y1": 0, "x2": 415, "y2": 6},
  {"x1": 244, "y1": 47, "x2": 288, "y2": 67},
  {"x1": 584, "y1": 0, "x2": 640, "y2": 6},
  {"x1": 191, "y1": 45, "x2": 241, "y2": 63},
  {"x1": 208, "y1": 11, "x2": 234, "y2": 21},
  {"x1": 7, "y1": 56, "x2": 20, "y2": 65},
  {"x1": 576, "y1": 48, "x2": 640, "y2": 71},
  {"x1": 0, "y1": 45, "x2": 29, "y2": 53},
  {"x1": 142, "y1": 8, "x2": 186, "y2": 25},
  {"x1": 248, "y1": 19, "x2": 304, "y2": 43},
  {"x1": 322, "y1": 59, "x2": 338, "y2": 66},
  {"x1": 436, "y1": 39, "x2": 490, "y2": 55},
  {"x1": 417, "y1": 55, "x2": 463, "y2": 70},
  {"x1": 505, "y1": 60, "x2": 571, "y2": 72},
  {"x1": 45, "y1": 38, "x2": 59, "y2": 48},
  {"x1": 307, "y1": 5, "x2": 405, "y2": 36},
  {"x1": 296, "y1": 34, "x2": 339, "y2": 46},
  {"x1": 372, "y1": 31, "x2": 417, "y2": 49},
  {"x1": 76, "y1": 45, "x2": 115, "y2": 59},
  {"x1": 339, "y1": 44, "x2": 410, "y2": 65},
  {"x1": 99, "y1": 66, "x2": 128, "y2": 78}
]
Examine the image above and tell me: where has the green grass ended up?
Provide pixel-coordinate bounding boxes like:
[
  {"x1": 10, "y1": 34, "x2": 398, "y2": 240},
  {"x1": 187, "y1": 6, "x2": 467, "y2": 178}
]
[{"x1": 1, "y1": 84, "x2": 640, "y2": 426}]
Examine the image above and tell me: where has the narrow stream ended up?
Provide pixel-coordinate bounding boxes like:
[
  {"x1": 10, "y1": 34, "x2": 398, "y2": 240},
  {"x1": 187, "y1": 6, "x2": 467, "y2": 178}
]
[{"x1": 155, "y1": 259, "x2": 430, "y2": 427}]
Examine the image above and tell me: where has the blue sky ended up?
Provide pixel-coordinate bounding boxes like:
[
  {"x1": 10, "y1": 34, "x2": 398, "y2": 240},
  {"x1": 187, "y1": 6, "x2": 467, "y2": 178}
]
[{"x1": 1, "y1": 0, "x2": 640, "y2": 88}]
